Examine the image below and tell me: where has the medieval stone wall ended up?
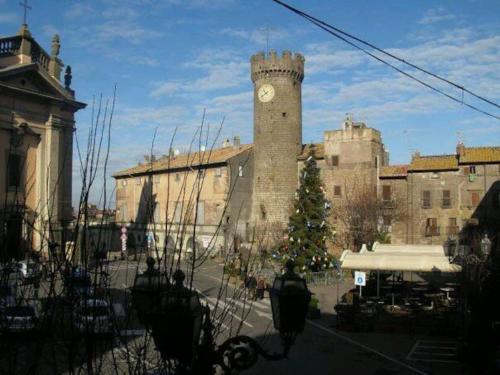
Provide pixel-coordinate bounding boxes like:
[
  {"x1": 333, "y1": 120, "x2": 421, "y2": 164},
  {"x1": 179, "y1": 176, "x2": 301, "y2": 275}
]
[{"x1": 251, "y1": 50, "x2": 304, "y2": 228}]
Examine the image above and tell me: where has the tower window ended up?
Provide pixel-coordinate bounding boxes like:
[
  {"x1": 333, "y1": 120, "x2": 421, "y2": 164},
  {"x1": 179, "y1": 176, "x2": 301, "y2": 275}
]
[
  {"x1": 282, "y1": 112, "x2": 287, "y2": 117},
  {"x1": 331, "y1": 155, "x2": 339, "y2": 167},
  {"x1": 238, "y1": 165, "x2": 243, "y2": 177},
  {"x1": 334, "y1": 185, "x2": 341, "y2": 196}
]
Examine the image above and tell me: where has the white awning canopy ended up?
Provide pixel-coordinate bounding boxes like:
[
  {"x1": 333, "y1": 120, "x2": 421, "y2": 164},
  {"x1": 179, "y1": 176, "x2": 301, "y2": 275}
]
[
  {"x1": 340, "y1": 249, "x2": 462, "y2": 273},
  {"x1": 371, "y1": 243, "x2": 446, "y2": 256}
]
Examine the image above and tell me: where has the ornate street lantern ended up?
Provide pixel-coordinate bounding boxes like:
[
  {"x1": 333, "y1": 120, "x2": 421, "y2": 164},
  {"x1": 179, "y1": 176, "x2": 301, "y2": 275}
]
[
  {"x1": 131, "y1": 258, "x2": 312, "y2": 373},
  {"x1": 480, "y1": 234, "x2": 492, "y2": 259},
  {"x1": 130, "y1": 257, "x2": 170, "y2": 323},
  {"x1": 270, "y1": 260, "x2": 311, "y2": 349},
  {"x1": 150, "y1": 269, "x2": 203, "y2": 364}
]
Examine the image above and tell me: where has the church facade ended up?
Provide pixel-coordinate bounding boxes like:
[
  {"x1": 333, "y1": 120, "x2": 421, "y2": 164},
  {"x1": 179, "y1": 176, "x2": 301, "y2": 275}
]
[
  {"x1": 0, "y1": 24, "x2": 85, "y2": 260},
  {"x1": 113, "y1": 50, "x2": 500, "y2": 255}
]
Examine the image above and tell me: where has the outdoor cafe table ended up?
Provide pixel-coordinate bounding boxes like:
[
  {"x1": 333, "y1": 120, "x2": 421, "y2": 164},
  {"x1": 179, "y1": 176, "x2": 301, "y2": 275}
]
[
  {"x1": 424, "y1": 292, "x2": 445, "y2": 299},
  {"x1": 412, "y1": 287, "x2": 428, "y2": 296},
  {"x1": 440, "y1": 287, "x2": 454, "y2": 299}
]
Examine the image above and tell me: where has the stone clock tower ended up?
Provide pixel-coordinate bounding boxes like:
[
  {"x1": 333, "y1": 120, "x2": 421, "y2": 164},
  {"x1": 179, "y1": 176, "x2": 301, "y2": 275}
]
[{"x1": 250, "y1": 50, "x2": 305, "y2": 231}]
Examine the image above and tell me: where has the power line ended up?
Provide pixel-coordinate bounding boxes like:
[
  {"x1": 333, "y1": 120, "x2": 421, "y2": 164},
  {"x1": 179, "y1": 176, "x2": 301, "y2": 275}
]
[{"x1": 271, "y1": 0, "x2": 500, "y2": 120}]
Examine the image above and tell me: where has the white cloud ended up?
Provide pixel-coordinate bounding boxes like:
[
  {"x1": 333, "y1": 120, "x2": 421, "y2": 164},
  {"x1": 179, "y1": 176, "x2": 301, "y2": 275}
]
[
  {"x1": 418, "y1": 7, "x2": 457, "y2": 25},
  {"x1": 128, "y1": 56, "x2": 160, "y2": 67},
  {"x1": 150, "y1": 82, "x2": 181, "y2": 97},
  {"x1": 219, "y1": 27, "x2": 289, "y2": 46},
  {"x1": 64, "y1": 3, "x2": 95, "y2": 20},
  {"x1": 306, "y1": 49, "x2": 368, "y2": 75},
  {"x1": 150, "y1": 51, "x2": 248, "y2": 97}
]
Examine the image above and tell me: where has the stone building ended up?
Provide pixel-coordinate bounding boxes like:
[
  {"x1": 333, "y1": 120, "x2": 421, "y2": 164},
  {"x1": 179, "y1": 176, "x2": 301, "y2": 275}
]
[
  {"x1": 113, "y1": 49, "x2": 499, "y2": 255},
  {"x1": 113, "y1": 143, "x2": 253, "y2": 254},
  {"x1": 380, "y1": 145, "x2": 500, "y2": 248},
  {"x1": 0, "y1": 24, "x2": 85, "y2": 260}
]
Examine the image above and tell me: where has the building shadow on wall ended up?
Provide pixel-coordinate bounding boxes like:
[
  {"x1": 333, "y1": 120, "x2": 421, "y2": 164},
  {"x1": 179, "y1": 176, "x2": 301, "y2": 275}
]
[
  {"x1": 460, "y1": 180, "x2": 500, "y2": 253},
  {"x1": 130, "y1": 176, "x2": 155, "y2": 257}
]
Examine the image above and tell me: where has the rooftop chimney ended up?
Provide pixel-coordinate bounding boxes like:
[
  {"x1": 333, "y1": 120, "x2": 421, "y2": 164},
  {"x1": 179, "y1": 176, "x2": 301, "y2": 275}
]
[
  {"x1": 456, "y1": 143, "x2": 466, "y2": 158},
  {"x1": 233, "y1": 135, "x2": 240, "y2": 147},
  {"x1": 222, "y1": 138, "x2": 231, "y2": 148}
]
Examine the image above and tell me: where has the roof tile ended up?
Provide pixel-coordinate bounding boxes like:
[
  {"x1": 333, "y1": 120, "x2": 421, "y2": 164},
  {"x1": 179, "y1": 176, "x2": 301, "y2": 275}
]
[
  {"x1": 460, "y1": 146, "x2": 500, "y2": 164},
  {"x1": 380, "y1": 165, "x2": 408, "y2": 178},
  {"x1": 113, "y1": 144, "x2": 253, "y2": 177},
  {"x1": 408, "y1": 154, "x2": 458, "y2": 171}
]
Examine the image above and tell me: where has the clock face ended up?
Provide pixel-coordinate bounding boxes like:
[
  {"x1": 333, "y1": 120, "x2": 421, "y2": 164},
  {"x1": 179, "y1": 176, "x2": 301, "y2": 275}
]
[{"x1": 258, "y1": 84, "x2": 275, "y2": 103}]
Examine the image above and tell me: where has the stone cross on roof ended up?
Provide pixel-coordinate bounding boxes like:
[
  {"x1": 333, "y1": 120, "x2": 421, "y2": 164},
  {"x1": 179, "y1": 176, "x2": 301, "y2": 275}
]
[{"x1": 19, "y1": 0, "x2": 32, "y2": 25}]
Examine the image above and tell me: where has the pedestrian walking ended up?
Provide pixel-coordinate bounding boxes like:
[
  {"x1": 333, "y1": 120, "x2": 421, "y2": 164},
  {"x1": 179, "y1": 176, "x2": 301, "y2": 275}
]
[
  {"x1": 256, "y1": 277, "x2": 266, "y2": 300},
  {"x1": 247, "y1": 273, "x2": 257, "y2": 300}
]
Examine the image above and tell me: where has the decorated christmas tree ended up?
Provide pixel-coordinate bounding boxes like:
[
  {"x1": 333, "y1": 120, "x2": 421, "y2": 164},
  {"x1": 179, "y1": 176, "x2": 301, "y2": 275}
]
[{"x1": 286, "y1": 152, "x2": 334, "y2": 272}]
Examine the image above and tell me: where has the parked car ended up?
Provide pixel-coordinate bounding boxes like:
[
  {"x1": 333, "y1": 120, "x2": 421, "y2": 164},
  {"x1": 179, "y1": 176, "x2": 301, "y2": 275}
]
[
  {"x1": 1, "y1": 302, "x2": 39, "y2": 333},
  {"x1": 64, "y1": 267, "x2": 92, "y2": 298},
  {"x1": 0, "y1": 285, "x2": 15, "y2": 312},
  {"x1": 17, "y1": 261, "x2": 42, "y2": 284},
  {"x1": 73, "y1": 298, "x2": 113, "y2": 335}
]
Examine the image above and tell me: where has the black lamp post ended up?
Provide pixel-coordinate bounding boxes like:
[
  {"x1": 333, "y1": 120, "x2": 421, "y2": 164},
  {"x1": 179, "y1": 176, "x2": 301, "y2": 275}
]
[
  {"x1": 131, "y1": 257, "x2": 311, "y2": 374},
  {"x1": 130, "y1": 257, "x2": 170, "y2": 323},
  {"x1": 270, "y1": 260, "x2": 312, "y2": 350}
]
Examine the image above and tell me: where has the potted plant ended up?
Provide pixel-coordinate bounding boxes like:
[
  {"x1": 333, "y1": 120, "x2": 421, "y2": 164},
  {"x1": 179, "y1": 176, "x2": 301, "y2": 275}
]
[{"x1": 307, "y1": 295, "x2": 321, "y2": 319}]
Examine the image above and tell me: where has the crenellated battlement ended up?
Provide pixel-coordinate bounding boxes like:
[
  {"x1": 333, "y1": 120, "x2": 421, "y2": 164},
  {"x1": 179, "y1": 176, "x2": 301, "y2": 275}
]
[{"x1": 251, "y1": 49, "x2": 305, "y2": 83}]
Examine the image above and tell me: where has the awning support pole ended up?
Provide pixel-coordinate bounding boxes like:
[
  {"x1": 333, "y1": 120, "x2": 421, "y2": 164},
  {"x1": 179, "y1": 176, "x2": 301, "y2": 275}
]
[{"x1": 377, "y1": 270, "x2": 380, "y2": 297}]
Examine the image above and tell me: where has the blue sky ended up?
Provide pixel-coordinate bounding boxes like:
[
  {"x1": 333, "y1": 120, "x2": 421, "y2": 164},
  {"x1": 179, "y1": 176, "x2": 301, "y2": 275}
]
[{"x1": 1, "y1": 0, "x2": 499, "y2": 206}]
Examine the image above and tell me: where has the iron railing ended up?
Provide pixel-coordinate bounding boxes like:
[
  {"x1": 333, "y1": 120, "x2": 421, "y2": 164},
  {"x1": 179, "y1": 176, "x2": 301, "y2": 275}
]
[{"x1": 304, "y1": 270, "x2": 343, "y2": 286}]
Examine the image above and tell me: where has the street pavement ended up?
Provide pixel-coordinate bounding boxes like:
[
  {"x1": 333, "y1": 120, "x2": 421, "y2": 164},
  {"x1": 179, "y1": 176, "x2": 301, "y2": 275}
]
[{"x1": 1, "y1": 257, "x2": 464, "y2": 374}]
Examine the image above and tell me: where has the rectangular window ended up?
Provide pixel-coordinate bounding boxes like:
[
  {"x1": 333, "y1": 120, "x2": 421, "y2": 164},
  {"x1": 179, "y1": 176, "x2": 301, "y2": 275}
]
[
  {"x1": 470, "y1": 191, "x2": 481, "y2": 207},
  {"x1": 135, "y1": 177, "x2": 141, "y2": 185},
  {"x1": 238, "y1": 165, "x2": 243, "y2": 177},
  {"x1": 175, "y1": 173, "x2": 180, "y2": 182},
  {"x1": 447, "y1": 217, "x2": 458, "y2": 235},
  {"x1": 331, "y1": 155, "x2": 339, "y2": 167},
  {"x1": 442, "y1": 190, "x2": 451, "y2": 208},
  {"x1": 215, "y1": 168, "x2": 222, "y2": 177},
  {"x1": 154, "y1": 202, "x2": 161, "y2": 223},
  {"x1": 154, "y1": 175, "x2": 160, "y2": 184},
  {"x1": 121, "y1": 204, "x2": 128, "y2": 222},
  {"x1": 382, "y1": 185, "x2": 392, "y2": 202},
  {"x1": 333, "y1": 185, "x2": 341, "y2": 196},
  {"x1": 426, "y1": 218, "x2": 436, "y2": 227},
  {"x1": 469, "y1": 165, "x2": 476, "y2": 174},
  {"x1": 7, "y1": 154, "x2": 22, "y2": 189},
  {"x1": 121, "y1": 179, "x2": 127, "y2": 187},
  {"x1": 382, "y1": 215, "x2": 391, "y2": 226},
  {"x1": 196, "y1": 201, "x2": 205, "y2": 225},
  {"x1": 422, "y1": 190, "x2": 431, "y2": 208},
  {"x1": 174, "y1": 202, "x2": 182, "y2": 223},
  {"x1": 425, "y1": 218, "x2": 439, "y2": 236}
]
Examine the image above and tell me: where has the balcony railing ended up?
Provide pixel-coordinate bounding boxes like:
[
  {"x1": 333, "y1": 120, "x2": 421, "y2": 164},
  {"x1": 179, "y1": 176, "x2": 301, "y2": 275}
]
[
  {"x1": 0, "y1": 36, "x2": 22, "y2": 56},
  {"x1": 421, "y1": 200, "x2": 431, "y2": 209},
  {"x1": 31, "y1": 42, "x2": 50, "y2": 71},
  {"x1": 425, "y1": 226, "x2": 440, "y2": 237}
]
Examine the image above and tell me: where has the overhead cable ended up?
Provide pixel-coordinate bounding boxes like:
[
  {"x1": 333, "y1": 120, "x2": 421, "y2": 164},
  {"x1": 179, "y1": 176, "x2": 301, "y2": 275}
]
[{"x1": 271, "y1": 0, "x2": 500, "y2": 120}]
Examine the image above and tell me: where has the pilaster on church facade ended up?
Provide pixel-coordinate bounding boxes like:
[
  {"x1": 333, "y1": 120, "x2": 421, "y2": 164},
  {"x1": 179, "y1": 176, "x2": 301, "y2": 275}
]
[{"x1": 0, "y1": 24, "x2": 85, "y2": 260}]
